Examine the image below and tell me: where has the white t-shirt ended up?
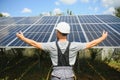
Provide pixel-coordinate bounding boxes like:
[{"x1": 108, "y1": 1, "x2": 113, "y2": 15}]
[{"x1": 41, "y1": 41, "x2": 86, "y2": 66}]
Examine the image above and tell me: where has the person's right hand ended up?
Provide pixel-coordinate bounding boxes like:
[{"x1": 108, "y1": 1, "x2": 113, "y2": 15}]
[{"x1": 16, "y1": 31, "x2": 25, "y2": 40}]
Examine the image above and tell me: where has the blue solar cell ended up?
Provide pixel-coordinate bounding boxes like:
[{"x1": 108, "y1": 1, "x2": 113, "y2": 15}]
[
  {"x1": 58, "y1": 16, "x2": 79, "y2": 24},
  {"x1": 82, "y1": 24, "x2": 120, "y2": 46},
  {"x1": 0, "y1": 25, "x2": 30, "y2": 46},
  {"x1": 0, "y1": 25, "x2": 30, "y2": 33},
  {"x1": 0, "y1": 33, "x2": 8, "y2": 44},
  {"x1": 0, "y1": 25, "x2": 8, "y2": 32},
  {"x1": 50, "y1": 32, "x2": 56, "y2": 42},
  {"x1": 108, "y1": 24, "x2": 120, "y2": 33},
  {"x1": 9, "y1": 38, "x2": 23, "y2": 46},
  {"x1": 25, "y1": 25, "x2": 54, "y2": 33},
  {"x1": 0, "y1": 17, "x2": 24, "y2": 25},
  {"x1": 79, "y1": 32, "x2": 86, "y2": 42},
  {"x1": 0, "y1": 17, "x2": 10, "y2": 21},
  {"x1": 95, "y1": 15, "x2": 120, "y2": 23},
  {"x1": 9, "y1": 32, "x2": 51, "y2": 46},
  {"x1": 0, "y1": 33, "x2": 16, "y2": 46},
  {"x1": 74, "y1": 32, "x2": 80, "y2": 42},
  {"x1": 69, "y1": 32, "x2": 74, "y2": 42},
  {"x1": 7, "y1": 25, "x2": 54, "y2": 46},
  {"x1": 71, "y1": 24, "x2": 80, "y2": 31},
  {"x1": 36, "y1": 16, "x2": 58, "y2": 24},
  {"x1": 78, "y1": 15, "x2": 102, "y2": 23},
  {"x1": 16, "y1": 17, "x2": 40, "y2": 24}
]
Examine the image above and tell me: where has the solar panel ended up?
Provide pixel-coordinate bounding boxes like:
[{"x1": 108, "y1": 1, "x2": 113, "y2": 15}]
[
  {"x1": 78, "y1": 15, "x2": 102, "y2": 23},
  {"x1": 36, "y1": 16, "x2": 58, "y2": 24},
  {"x1": 81, "y1": 24, "x2": 120, "y2": 46},
  {"x1": 108, "y1": 24, "x2": 120, "y2": 33},
  {"x1": 15, "y1": 17, "x2": 40, "y2": 24},
  {"x1": 58, "y1": 16, "x2": 79, "y2": 24},
  {"x1": 0, "y1": 15, "x2": 120, "y2": 48},
  {"x1": 95, "y1": 15, "x2": 120, "y2": 23},
  {"x1": 0, "y1": 17, "x2": 25, "y2": 25}
]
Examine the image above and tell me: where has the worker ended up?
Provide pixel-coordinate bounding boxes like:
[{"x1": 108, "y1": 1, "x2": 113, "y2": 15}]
[{"x1": 16, "y1": 22, "x2": 108, "y2": 80}]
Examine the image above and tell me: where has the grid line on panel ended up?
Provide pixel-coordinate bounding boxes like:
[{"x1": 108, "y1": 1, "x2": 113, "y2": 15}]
[
  {"x1": 48, "y1": 16, "x2": 60, "y2": 42},
  {"x1": 71, "y1": 25, "x2": 75, "y2": 41},
  {"x1": 0, "y1": 18, "x2": 25, "y2": 32},
  {"x1": 36, "y1": 16, "x2": 58, "y2": 25},
  {"x1": 87, "y1": 24, "x2": 105, "y2": 46},
  {"x1": 0, "y1": 15, "x2": 120, "y2": 48},
  {"x1": 58, "y1": 16, "x2": 79, "y2": 24},
  {"x1": 0, "y1": 25, "x2": 31, "y2": 45},
  {"x1": 0, "y1": 17, "x2": 11, "y2": 21},
  {"x1": 88, "y1": 24, "x2": 105, "y2": 46},
  {"x1": 78, "y1": 15, "x2": 102, "y2": 23},
  {"x1": 69, "y1": 24, "x2": 86, "y2": 42},
  {"x1": 76, "y1": 15, "x2": 89, "y2": 42},
  {"x1": 92, "y1": 24, "x2": 108, "y2": 46},
  {"x1": 15, "y1": 17, "x2": 41, "y2": 24},
  {"x1": 108, "y1": 24, "x2": 120, "y2": 33},
  {"x1": 74, "y1": 25, "x2": 82, "y2": 42},
  {"x1": 41, "y1": 25, "x2": 53, "y2": 42},
  {"x1": 0, "y1": 17, "x2": 25, "y2": 26},
  {"x1": 83, "y1": 24, "x2": 120, "y2": 46},
  {"x1": 94, "y1": 15, "x2": 120, "y2": 36},
  {"x1": 98, "y1": 24, "x2": 120, "y2": 46},
  {"x1": 6, "y1": 16, "x2": 43, "y2": 47},
  {"x1": 82, "y1": 24, "x2": 95, "y2": 41},
  {"x1": 9, "y1": 24, "x2": 50, "y2": 46},
  {"x1": 75, "y1": 25, "x2": 81, "y2": 42},
  {"x1": 95, "y1": 15, "x2": 120, "y2": 23}
]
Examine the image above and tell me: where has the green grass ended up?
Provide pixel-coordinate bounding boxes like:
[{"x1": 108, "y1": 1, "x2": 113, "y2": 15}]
[{"x1": 107, "y1": 60, "x2": 120, "y2": 72}]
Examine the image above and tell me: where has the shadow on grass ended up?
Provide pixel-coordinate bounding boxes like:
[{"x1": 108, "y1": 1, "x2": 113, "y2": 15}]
[
  {"x1": 0, "y1": 50, "x2": 52, "y2": 80},
  {"x1": 74, "y1": 58, "x2": 120, "y2": 80}
]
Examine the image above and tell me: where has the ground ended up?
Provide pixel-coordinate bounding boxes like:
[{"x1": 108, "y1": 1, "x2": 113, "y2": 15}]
[{"x1": 0, "y1": 54, "x2": 120, "y2": 80}]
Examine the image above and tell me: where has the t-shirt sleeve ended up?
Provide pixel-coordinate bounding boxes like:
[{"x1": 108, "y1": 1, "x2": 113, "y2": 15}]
[
  {"x1": 78, "y1": 42, "x2": 86, "y2": 50},
  {"x1": 41, "y1": 42, "x2": 55, "y2": 52},
  {"x1": 71, "y1": 42, "x2": 86, "y2": 51}
]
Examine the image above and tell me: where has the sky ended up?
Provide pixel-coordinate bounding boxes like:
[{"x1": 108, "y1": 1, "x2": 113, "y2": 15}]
[{"x1": 0, "y1": 0, "x2": 120, "y2": 17}]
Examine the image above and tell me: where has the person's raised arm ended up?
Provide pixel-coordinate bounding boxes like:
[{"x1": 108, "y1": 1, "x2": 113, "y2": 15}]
[
  {"x1": 85, "y1": 31, "x2": 108, "y2": 49},
  {"x1": 16, "y1": 32, "x2": 42, "y2": 49}
]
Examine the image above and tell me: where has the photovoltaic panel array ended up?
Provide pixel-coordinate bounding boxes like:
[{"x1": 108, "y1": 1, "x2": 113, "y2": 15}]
[{"x1": 0, "y1": 15, "x2": 120, "y2": 48}]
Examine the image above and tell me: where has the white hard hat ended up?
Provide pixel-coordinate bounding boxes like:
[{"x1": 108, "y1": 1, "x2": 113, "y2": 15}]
[{"x1": 56, "y1": 22, "x2": 70, "y2": 34}]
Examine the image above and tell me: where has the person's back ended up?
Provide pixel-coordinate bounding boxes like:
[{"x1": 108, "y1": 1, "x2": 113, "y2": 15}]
[
  {"x1": 41, "y1": 41, "x2": 86, "y2": 66},
  {"x1": 16, "y1": 22, "x2": 108, "y2": 80},
  {"x1": 41, "y1": 41, "x2": 86, "y2": 79}
]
